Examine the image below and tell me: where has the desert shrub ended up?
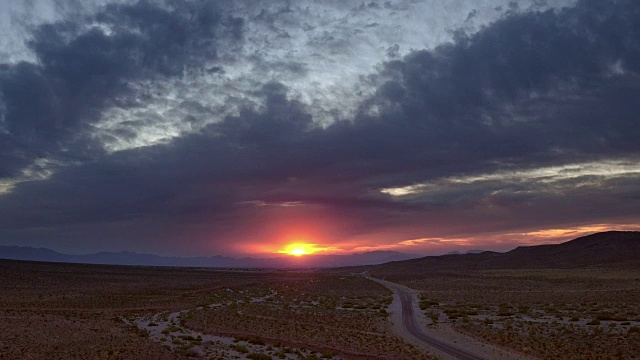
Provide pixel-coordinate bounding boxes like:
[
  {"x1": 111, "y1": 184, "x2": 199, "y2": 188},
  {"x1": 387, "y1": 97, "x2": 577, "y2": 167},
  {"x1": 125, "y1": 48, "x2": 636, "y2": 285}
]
[
  {"x1": 230, "y1": 344, "x2": 249, "y2": 354},
  {"x1": 167, "y1": 325, "x2": 181, "y2": 333},
  {"x1": 427, "y1": 311, "x2": 439, "y2": 324},
  {"x1": 178, "y1": 334, "x2": 197, "y2": 341},
  {"x1": 586, "y1": 319, "x2": 601, "y2": 325},
  {"x1": 596, "y1": 313, "x2": 614, "y2": 321},
  {"x1": 179, "y1": 343, "x2": 194, "y2": 351},
  {"x1": 247, "y1": 353, "x2": 272, "y2": 360},
  {"x1": 446, "y1": 313, "x2": 459, "y2": 319},
  {"x1": 248, "y1": 336, "x2": 266, "y2": 345},
  {"x1": 419, "y1": 299, "x2": 439, "y2": 309}
]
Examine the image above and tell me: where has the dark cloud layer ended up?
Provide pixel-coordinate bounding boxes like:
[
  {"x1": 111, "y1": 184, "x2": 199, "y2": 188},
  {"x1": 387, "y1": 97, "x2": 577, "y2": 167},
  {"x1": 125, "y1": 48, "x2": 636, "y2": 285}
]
[
  {"x1": 1, "y1": 0, "x2": 639, "y2": 255},
  {"x1": 0, "y1": 0, "x2": 242, "y2": 177}
]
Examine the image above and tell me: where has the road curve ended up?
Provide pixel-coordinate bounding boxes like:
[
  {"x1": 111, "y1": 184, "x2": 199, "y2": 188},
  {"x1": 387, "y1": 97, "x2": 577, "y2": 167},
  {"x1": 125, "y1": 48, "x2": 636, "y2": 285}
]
[{"x1": 370, "y1": 277, "x2": 487, "y2": 360}]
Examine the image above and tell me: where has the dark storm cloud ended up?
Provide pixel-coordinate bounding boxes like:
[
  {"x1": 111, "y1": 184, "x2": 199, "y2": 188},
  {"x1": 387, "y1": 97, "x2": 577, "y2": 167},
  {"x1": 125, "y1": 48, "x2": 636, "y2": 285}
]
[
  {"x1": 338, "y1": 0, "x2": 640, "y2": 232},
  {"x1": 0, "y1": 0, "x2": 242, "y2": 177},
  {"x1": 1, "y1": 0, "x2": 640, "y2": 253},
  {"x1": 364, "y1": 0, "x2": 640, "y2": 174},
  {"x1": 0, "y1": 84, "x2": 304, "y2": 227}
]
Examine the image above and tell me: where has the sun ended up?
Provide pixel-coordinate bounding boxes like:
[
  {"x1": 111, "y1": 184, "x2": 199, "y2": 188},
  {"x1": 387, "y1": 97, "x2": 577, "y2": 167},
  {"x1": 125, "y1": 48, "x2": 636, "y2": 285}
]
[
  {"x1": 279, "y1": 243, "x2": 317, "y2": 257},
  {"x1": 289, "y1": 246, "x2": 309, "y2": 256},
  {"x1": 275, "y1": 241, "x2": 339, "y2": 257}
]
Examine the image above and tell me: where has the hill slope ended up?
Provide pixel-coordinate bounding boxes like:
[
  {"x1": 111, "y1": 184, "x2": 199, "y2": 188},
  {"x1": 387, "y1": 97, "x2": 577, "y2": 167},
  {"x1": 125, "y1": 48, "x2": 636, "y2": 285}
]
[{"x1": 368, "y1": 231, "x2": 640, "y2": 274}]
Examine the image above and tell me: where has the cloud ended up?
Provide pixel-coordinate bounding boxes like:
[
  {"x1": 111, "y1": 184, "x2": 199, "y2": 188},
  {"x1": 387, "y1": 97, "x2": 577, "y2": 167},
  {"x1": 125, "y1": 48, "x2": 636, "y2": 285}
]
[
  {"x1": 0, "y1": 0, "x2": 639, "y2": 255},
  {"x1": 0, "y1": 0, "x2": 243, "y2": 177},
  {"x1": 365, "y1": 0, "x2": 640, "y2": 171}
]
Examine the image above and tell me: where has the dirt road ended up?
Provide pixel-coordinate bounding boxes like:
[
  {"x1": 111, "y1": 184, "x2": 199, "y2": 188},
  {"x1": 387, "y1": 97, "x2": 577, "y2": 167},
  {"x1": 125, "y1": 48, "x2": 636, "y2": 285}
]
[{"x1": 373, "y1": 276, "x2": 487, "y2": 360}]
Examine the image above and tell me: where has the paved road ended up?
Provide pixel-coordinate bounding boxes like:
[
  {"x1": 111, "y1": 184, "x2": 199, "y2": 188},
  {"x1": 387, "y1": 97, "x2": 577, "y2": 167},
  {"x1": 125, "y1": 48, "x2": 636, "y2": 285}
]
[{"x1": 373, "y1": 278, "x2": 487, "y2": 360}]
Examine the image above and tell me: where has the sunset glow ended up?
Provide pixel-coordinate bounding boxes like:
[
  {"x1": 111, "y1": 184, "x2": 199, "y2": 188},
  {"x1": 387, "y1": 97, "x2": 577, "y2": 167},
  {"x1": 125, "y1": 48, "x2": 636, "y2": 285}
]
[
  {"x1": 281, "y1": 243, "x2": 314, "y2": 256},
  {"x1": 278, "y1": 243, "x2": 331, "y2": 257}
]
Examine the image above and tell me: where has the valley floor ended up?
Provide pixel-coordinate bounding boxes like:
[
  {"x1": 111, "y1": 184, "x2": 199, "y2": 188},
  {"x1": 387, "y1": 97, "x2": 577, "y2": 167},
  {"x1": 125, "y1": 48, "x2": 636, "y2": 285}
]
[{"x1": 2, "y1": 259, "x2": 638, "y2": 360}]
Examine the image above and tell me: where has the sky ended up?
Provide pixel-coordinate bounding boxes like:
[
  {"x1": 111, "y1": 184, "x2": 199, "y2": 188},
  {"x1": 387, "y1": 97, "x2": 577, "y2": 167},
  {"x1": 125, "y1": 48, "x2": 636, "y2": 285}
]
[{"x1": 0, "y1": 0, "x2": 639, "y2": 257}]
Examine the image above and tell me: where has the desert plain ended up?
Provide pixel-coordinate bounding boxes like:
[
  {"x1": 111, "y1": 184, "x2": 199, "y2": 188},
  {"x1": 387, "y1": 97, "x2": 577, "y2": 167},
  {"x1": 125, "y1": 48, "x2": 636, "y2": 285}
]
[{"x1": 1, "y1": 232, "x2": 640, "y2": 359}]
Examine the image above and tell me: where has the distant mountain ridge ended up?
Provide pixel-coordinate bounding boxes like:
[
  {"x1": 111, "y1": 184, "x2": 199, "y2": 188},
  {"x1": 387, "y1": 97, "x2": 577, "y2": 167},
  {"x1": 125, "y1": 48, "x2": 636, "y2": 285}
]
[
  {"x1": 367, "y1": 231, "x2": 640, "y2": 273},
  {"x1": 0, "y1": 246, "x2": 420, "y2": 268},
  {"x1": 4, "y1": 231, "x2": 637, "y2": 269}
]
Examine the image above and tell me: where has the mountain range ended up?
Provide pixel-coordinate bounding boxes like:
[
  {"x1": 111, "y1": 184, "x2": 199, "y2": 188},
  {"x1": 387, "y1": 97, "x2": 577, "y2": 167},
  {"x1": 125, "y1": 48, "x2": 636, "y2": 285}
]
[{"x1": 2, "y1": 231, "x2": 637, "y2": 269}]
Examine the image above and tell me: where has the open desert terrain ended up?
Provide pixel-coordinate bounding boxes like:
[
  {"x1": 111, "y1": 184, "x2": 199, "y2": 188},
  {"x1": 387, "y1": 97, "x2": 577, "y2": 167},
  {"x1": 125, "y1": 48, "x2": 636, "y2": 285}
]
[
  {"x1": 0, "y1": 260, "x2": 431, "y2": 359},
  {"x1": 368, "y1": 268, "x2": 640, "y2": 359},
  {"x1": 2, "y1": 231, "x2": 639, "y2": 360},
  {"x1": 367, "y1": 231, "x2": 640, "y2": 359}
]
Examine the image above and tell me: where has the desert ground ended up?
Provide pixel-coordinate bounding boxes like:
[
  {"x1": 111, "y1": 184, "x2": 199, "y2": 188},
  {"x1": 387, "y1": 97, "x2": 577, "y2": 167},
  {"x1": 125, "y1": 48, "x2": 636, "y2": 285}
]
[
  {"x1": 369, "y1": 268, "x2": 640, "y2": 359},
  {"x1": 0, "y1": 260, "x2": 431, "y2": 359},
  {"x1": 3, "y1": 239, "x2": 640, "y2": 360}
]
